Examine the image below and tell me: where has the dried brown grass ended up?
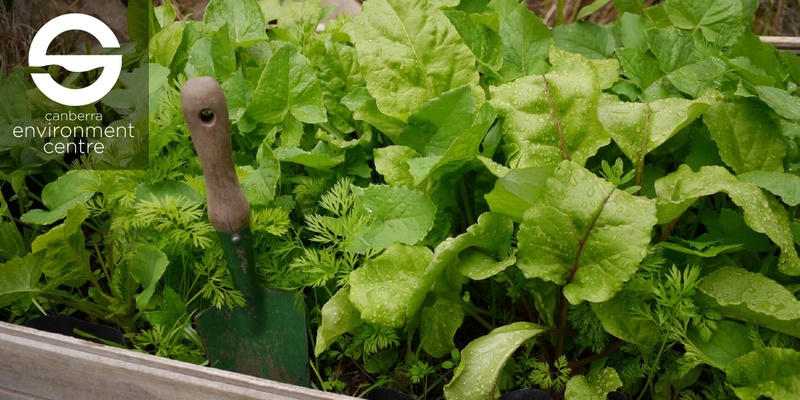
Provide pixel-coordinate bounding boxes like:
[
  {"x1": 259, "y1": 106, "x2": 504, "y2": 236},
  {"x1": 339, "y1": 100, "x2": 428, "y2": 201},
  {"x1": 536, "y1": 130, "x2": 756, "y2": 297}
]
[{"x1": 0, "y1": 0, "x2": 79, "y2": 75}]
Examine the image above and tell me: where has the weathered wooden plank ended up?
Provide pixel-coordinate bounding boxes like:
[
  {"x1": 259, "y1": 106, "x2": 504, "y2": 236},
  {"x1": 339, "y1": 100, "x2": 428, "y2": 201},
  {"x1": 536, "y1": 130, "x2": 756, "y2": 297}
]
[
  {"x1": 0, "y1": 322, "x2": 354, "y2": 400},
  {"x1": 761, "y1": 36, "x2": 800, "y2": 54}
]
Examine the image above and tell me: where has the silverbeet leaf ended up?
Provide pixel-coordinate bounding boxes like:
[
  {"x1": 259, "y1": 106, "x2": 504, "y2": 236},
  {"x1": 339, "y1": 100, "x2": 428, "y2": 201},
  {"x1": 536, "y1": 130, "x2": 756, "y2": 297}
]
[
  {"x1": 487, "y1": 0, "x2": 552, "y2": 80},
  {"x1": 685, "y1": 320, "x2": 753, "y2": 370},
  {"x1": 347, "y1": 186, "x2": 436, "y2": 251},
  {"x1": 696, "y1": 267, "x2": 800, "y2": 338},
  {"x1": 348, "y1": 244, "x2": 433, "y2": 328},
  {"x1": 485, "y1": 164, "x2": 558, "y2": 222},
  {"x1": 517, "y1": 161, "x2": 657, "y2": 304},
  {"x1": 552, "y1": 21, "x2": 616, "y2": 60},
  {"x1": 420, "y1": 295, "x2": 464, "y2": 358},
  {"x1": 598, "y1": 91, "x2": 718, "y2": 168},
  {"x1": 663, "y1": 0, "x2": 742, "y2": 42},
  {"x1": 727, "y1": 348, "x2": 800, "y2": 400},
  {"x1": 247, "y1": 44, "x2": 326, "y2": 125},
  {"x1": 755, "y1": 86, "x2": 800, "y2": 122},
  {"x1": 442, "y1": 10, "x2": 504, "y2": 76},
  {"x1": 655, "y1": 165, "x2": 800, "y2": 275},
  {"x1": 394, "y1": 85, "x2": 476, "y2": 157},
  {"x1": 354, "y1": 0, "x2": 479, "y2": 120},
  {"x1": 444, "y1": 322, "x2": 545, "y2": 400},
  {"x1": 738, "y1": 171, "x2": 800, "y2": 206},
  {"x1": 131, "y1": 244, "x2": 169, "y2": 310},
  {"x1": 490, "y1": 47, "x2": 612, "y2": 168},
  {"x1": 565, "y1": 367, "x2": 622, "y2": 400},
  {"x1": 314, "y1": 288, "x2": 363, "y2": 356},
  {"x1": 0, "y1": 252, "x2": 45, "y2": 309},
  {"x1": 204, "y1": 0, "x2": 268, "y2": 48},
  {"x1": 704, "y1": 99, "x2": 786, "y2": 174}
]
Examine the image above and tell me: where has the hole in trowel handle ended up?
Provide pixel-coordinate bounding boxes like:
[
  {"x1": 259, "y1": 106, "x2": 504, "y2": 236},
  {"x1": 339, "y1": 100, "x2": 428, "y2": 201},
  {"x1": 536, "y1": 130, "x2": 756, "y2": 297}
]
[{"x1": 199, "y1": 108, "x2": 215, "y2": 125}]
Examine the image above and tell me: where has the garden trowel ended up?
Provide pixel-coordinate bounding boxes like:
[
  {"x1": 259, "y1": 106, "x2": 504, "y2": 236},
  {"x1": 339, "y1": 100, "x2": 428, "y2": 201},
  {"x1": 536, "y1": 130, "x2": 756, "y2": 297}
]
[{"x1": 181, "y1": 76, "x2": 309, "y2": 386}]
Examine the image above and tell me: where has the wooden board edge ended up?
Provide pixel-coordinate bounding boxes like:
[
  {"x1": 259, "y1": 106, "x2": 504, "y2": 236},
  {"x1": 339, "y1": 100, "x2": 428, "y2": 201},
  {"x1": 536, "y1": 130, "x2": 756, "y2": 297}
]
[
  {"x1": 0, "y1": 321, "x2": 354, "y2": 400},
  {"x1": 760, "y1": 36, "x2": 800, "y2": 54}
]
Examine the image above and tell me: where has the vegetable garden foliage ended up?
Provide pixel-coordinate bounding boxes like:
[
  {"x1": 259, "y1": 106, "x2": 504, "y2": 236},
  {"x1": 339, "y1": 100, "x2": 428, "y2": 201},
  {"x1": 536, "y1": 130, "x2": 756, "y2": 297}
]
[{"x1": 2, "y1": 0, "x2": 800, "y2": 398}]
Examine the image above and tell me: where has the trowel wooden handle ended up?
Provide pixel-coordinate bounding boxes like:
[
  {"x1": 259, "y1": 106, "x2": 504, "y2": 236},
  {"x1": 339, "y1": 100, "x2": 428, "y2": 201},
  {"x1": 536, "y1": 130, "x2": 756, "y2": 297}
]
[{"x1": 181, "y1": 77, "x2": 249, "y2": 233}]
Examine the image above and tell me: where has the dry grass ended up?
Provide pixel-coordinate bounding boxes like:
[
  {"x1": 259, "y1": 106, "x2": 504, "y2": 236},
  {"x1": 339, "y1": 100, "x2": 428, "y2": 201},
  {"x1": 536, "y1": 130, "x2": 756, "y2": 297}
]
[
  {"x1": 753, "y1": 0, "x2": 799, "y2": 37},
  {"x1": 0, "y1": 1, "x2": 36, "y2": 75},
  {"x1": 0, "y1": 0, "x2": 81, "y2": 76}
]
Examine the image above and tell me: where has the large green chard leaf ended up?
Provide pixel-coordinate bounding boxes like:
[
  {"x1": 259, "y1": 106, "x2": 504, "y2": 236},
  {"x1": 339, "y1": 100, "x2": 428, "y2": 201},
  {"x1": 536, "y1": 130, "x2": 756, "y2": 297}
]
[
  {"x1": 0, "y1": 253, "x2": 44, "y2": 308},
  {"x1": 374, "y1": 146, "x2": 419, "y2": 187},
  {"x1": 341, "y1": 88, "x2": 407, "y2": 140},
  {"x1": 442, "y1": 10, "x2": 504, "y2": 77},
  {"x1": 485, "y1": 164, "x2": 558, "y2": 223},
  {"x1": 247, "y1": 44, "x2": 326, "y2": 125},
  {"x1": 738, "y1": 171, "x2": 800, "y2": 206},
  {"x1": 30, "y1": 206, "x2": 92, "y2": 287},
  {"x1": 394, "y1": 85, "x2": 476, "y2": 157},
  {"x1": 318, "y1": 40, "x2": 365, "y2": 133},
  {"x1": 0, "y1": 196, "x2": 24, "y2": 261},
  {"x1": 490, "y1": 47, "x2": 612, "y2": 168},
  {"x1": 618, "y1": 13, "x2": 648, "y2": 53},
  {"x1": 598, "y1": 92, "x2": 717, "y2": 170},
  {"x1": 442, "y1": 212, "x2": 515, "y2": 280},
  {"x1": 616, "y1": 47, "x2": 662, "y2": 91},
  {"x1": 314, "y1": 287, "x2": 362, "y2": 356},
  {"x1": 346, "y1": 186, "x2": 436, "y2": 251},
  {"x1": 348, "y1": 213, "x2": 512, "y2": 332},
  {"x1": 275, "y1": 145, "x2": 344, "y2": 169},
  {"x1": 21, "y1": 171, "x2": 98, "y2": 225},
  {"x1": 646, "y1": 27, "x2": 696, "y2": 73},
  {"x1": 591, "y1": 294, "x2": 660, "y2": 350},
  {"x1": 754, "y1": 86, "x2": 800, "y2": 122},
  {"x1": 444, "y1": 322, "x2": 545, "y2": 400},
  {"x1": 127, "y1": 0, "x2": 159, "y2": 50},
  {"x1": 149, "y1": 22, "x2": 185, "y2": 68},
  {"x1": 420, "y1": 295, "x2": 464, "y2": 358},
  {"x1": 239, "y1": 143, "x2": 280, "y2": 206},
  {"x1": 704, "y1": 100, "x2": 786, "y2": 174},
  {"x1": 655, "y1": 165, "x2": 800, "y2": 275},
  {"x1": 276, "y1": 0, "x2": 322, "y2": 46},
  {"x1": 131, "y1": 244, "x2": 169, "y2": 310},
  {"x1": 348, "y1": 244, "x2": 433, "y2": 327},
  {"x1": 684, "y1": 320, "x2": 754, "y2": 370},
  {"x1": 663, "y1": 0, "x2": 742, "y2": 42},
  {"x1": 552, "y1": 21, "x2": 616, "y2": 60},
  {"x1": 185, "y1": 24, "x2": 236, "y2": 80},
  {"x1": 486, "y1": 0, "x2": 552, "y2": 80},
  {"x1": 518, "y1": 161, "x2": 657, "y2": 304},
  {"x1": 667, "y1": 57, "x2": 728, "y2": 98},
  {"x1": 405, "y1": 102, "x2": 497, "y2": 188},
  {"x1": 729, "y1": 31, "x2": 788, "y2": 84},
  {"x1": 696, "y1": 267, "x2": 800, "y2": 338},
  {"x1": 727, "y1": 348, "x2": 800, "y2": 400},
  {"x1": 565, "y1": 367, "x2": 622, "y2": 400},
  {"x1": 204, "y1": 0, "x2": 268, "y2": 47},
  {"x1": 354, "y1": 0, "x2": 479, "y2": 120}
]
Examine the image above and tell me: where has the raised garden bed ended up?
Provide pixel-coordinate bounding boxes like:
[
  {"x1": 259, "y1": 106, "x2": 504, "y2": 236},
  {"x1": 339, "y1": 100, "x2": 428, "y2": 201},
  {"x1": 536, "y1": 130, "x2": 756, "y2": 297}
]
[
  {"x1": 3, "y1": 0, "x2": 800, "y2": 399},
  {"x1": 0, "y1": 321, "x2": 353, "y2": 400}
]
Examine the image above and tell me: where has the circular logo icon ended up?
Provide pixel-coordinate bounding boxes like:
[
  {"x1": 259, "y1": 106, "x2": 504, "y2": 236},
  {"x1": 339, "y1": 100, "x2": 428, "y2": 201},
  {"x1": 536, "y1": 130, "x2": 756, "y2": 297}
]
[{"x1": 28, "y1": 14, "x2": 122, "y2": 107}]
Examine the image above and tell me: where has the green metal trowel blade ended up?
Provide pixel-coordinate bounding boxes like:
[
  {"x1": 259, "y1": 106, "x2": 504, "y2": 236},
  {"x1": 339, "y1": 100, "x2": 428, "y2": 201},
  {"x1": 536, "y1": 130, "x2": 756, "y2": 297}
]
[
  {"x1": 195, "y1": 287, "x2": 309, "y2": 386},
  {"x1": 196, "y1": 229, "x2": 308, "y2": 386}
]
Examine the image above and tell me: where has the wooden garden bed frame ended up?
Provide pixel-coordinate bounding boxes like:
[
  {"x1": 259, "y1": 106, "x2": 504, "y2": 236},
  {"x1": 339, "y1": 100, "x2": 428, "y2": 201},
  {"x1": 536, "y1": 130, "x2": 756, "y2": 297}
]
[
  {"x1": 761, "y1": 36, "x2": 800, "y2": 54},
  {"x1": 0, "y1": 322, "x2": 354, "y2": 400}
]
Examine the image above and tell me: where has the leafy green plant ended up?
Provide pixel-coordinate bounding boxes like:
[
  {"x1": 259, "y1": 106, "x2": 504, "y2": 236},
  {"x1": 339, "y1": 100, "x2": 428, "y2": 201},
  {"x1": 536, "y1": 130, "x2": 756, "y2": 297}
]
[{"x1": 2, "y1": 0, "x2": 800, "y2": 399}]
